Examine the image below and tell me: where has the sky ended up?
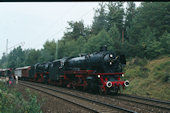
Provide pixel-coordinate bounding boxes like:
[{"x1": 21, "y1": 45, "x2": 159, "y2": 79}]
[{"x1": 0, "y1": 2, "x2": 141, "y2": 58}]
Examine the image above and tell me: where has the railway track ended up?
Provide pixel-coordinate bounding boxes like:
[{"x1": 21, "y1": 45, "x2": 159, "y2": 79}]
[
  {"x1": 19, "y1": 81, "x2": 136, "y2": 113},
  {"x1": 114, "y1": 94, "x2": 170, "y2": 111},
  {"x1": 19, "y1": 81, "x2": 170, "y2": 113}
]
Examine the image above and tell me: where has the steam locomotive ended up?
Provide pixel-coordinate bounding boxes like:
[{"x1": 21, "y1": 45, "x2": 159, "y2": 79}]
[{"x1": 0, "y1": 45, "x2": 129, "y2": 94}]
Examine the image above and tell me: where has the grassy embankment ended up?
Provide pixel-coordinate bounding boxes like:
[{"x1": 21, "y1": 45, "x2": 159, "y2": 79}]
[
  {"x1": 122, "y1": 55, "x2": 170, "y2": 101},
  {"x1": 0, "y1": 82, "x2": 44, "y2": 113}
]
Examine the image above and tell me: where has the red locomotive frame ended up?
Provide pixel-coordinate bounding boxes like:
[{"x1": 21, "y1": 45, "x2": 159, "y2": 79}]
[{"x1": 27, "y1": 69, "x2": 128, "y2": 94}]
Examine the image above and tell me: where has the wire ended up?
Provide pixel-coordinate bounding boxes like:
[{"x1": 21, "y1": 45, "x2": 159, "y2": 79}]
[
  {"x1": 8, "y1": 42, "x2": 25, "y2": 50},
  {"x1": 37, "y1": 3, "x2": 78, "y2": 41},
  {"x1": 48, "y1": 4, "x2": 99, "y2": 40}
]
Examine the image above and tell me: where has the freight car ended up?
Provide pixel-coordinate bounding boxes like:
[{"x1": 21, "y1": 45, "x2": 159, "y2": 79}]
[
  {"x1": 0, "y1": 68, "x2": 14, "y2": 82},
  {"x1": 0, "y1": 68, "x2": 13, "y2": 77},
  {"x1": 0, "y1": 69, "x2": 6, "y2": 77},
  {"x1": 14, "y1": 66, "x2": 30, "y2": 80}
]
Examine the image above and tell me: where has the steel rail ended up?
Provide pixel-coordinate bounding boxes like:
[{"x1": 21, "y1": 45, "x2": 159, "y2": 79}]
[
  {"x1": 120, "y1": 94, "x2": 170, "y2": 105},
  {"x1": 113, "y1": 96, "x2": 170, "y2": 111},
  {"x1": 109, "y1": 94, "x2": 170, "y2": 111},
  {"x1": 20, "y1": 81, "x2": 137, "y2": 113}
]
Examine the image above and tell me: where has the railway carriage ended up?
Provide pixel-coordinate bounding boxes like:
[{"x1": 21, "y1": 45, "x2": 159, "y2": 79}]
[
  {"x1": 0, "y1": 69, "x2": 6, "y2": 77},
  {"x1": 15, "y1": 66, "x2": 30, "y2": 80},
  {"x1": 2, "y1": 68, "x2": 13, "y2": 77}
]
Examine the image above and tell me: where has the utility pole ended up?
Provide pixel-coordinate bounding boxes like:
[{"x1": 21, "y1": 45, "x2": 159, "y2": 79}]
[
  {"x1": 56, "y1": 40, "x2": 58, "y2": 59},
  {"x1": 6, "y1": 39, "x2": 8, "y2": 55},
  {"x1": 4, "y1": 41, "x2": 25, "y2": 55},
  {"x1": 122, "y1": 30, "x2": 124, "y2": 44}
]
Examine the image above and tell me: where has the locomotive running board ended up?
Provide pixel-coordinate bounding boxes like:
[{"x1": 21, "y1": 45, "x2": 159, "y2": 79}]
[{"x1": 64, "y1": 70, "x2": 124, "y2": 75}]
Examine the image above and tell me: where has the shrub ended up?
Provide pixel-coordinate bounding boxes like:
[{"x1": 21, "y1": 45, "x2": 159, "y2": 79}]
[
  {"x1": 138, "y1": 67, "x2": 150, "y2": 78},
  {"x1": 0, "y1": 82, "x2": 43, "y2": 113},
  {"x1": 134, "y1": 57, "x2": 148, "y2": 66},
  {"x1": 162, "y1": 72, "x2": 170, "y2": 83},
  {"x1": 155, "y1": 61, "x2": 170, "y2": 71},
  {"x1": 128, "y1": 57, "x2": 148, "y2": 67}
]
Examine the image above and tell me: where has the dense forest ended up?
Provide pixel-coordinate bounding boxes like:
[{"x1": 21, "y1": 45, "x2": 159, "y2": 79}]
[{"x1": 0, "y1": 2, "x2": 170, "y2": 68}]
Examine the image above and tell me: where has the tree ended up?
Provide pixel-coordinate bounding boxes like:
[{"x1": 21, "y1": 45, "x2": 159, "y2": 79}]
[
  {"x1": 124, "y1": 2, "x2": 136, "y2": 40},
  {"x1": 7, "y1": 46, "x2": 25, "y2": 68},
  {"x1": 124, "y1": 2, "x2": 170, "y2": 58},
  {"x1": 139, "y1": 27, "x2": 161, "y2": 58},
  {"x1": 91, "y1": 3, "x2": 107, "y2": 35},
  {"x1": 25, "y1": 49, "x2": 41, "y2": 65},
  {"x1": 74, "y1": 36, "x2": 86, "y2": 55},
  {"x1": 160, "y1": 32, "x2": 170, "y2": 54},
  {"x1": 85, "y1": 29, "x2": 110, "y2": 53},
  {"x1": 39, "y1": 39, "x2": 56, "y2": 62},
  {"x1": 0, "y1": 53, "x2": 8, "y2": 68},
  {"x1": 108, "y1": 24, "x2": 122, "y2": 53},
  {"x1": 132, "y1": 2, "x2": 170, "y2": 39},
  {"x1": 63, "y1": 21, "x2": 86, "y2": 40},
  {"x1": 106, "y1": 2, "x2": 125, "y2": 33},
  {"x1": 57, "y1": 40, "x2": 67, "y2": 58}
]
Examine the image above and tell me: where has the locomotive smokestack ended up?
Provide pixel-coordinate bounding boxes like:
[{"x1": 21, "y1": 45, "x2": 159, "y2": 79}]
[{"x1": 100, "y1": 45, "x2": 107, "y2": 52}]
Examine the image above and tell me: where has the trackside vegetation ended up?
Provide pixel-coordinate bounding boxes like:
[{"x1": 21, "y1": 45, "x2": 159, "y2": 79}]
[
  {"x1": 0, "y1": 82, "x2": 43, "y2": 113},
  {"x1": 122, "y1": 55, "x2": 170, "y2": 101}
]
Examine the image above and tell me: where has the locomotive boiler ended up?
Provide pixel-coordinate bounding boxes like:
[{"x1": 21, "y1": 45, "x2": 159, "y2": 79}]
[{"x1": 65, "y1": 45, "x2": 126, "y2": 73}]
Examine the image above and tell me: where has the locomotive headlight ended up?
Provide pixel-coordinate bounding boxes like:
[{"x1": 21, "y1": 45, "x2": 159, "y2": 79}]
[
  {"x1": 98, "y1": 75, "x2": 100, "y2": 78},
  {"x1": 109, "y1": 62, "x2": 112, "y2": 65},
  {"x1": 122, "y1": 74, "x2": 124, "y2": 77},
  {"x1": 110, "y1": 54, "x2": 113, "y2": 58}
]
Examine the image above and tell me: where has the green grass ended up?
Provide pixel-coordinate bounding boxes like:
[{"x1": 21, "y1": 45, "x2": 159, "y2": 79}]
[
  {"x1": 0, "y1": 82, "x2": 43, "y2": 113},
  {"x1": 122, "y1": 55, "x2": 170, "y2": 101}
]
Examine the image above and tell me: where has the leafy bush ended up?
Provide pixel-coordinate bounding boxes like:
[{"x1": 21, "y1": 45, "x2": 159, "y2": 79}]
[
  {"x1": 125, "y1": 57, "x2": 149, "y2": 79},
  {"x1": 133, "y1": 57, "x2": 148, "y2": 66},
  {"x1": 128, "y1": 57, "x2": 148, "y2": 67},
  {"x1": 162, "y1": 72, "x2": 170, "y2": 83},
  {"x1": 0, "y1": 82, "x2": 43, "y2": 113},
  {"x1": 138, "y1": 67, "x2": 149, "y2": 78},
  {"x1": 154, "y1": 61, "x2": 170, "y2": 71}
]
